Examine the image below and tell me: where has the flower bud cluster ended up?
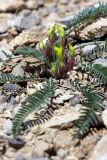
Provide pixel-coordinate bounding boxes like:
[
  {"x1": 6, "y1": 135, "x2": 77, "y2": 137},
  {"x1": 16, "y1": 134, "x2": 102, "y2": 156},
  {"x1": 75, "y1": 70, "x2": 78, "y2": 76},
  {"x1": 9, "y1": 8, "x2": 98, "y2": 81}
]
[{"x1": 39, "y1": 24, "x2": 75, "y2": 79}]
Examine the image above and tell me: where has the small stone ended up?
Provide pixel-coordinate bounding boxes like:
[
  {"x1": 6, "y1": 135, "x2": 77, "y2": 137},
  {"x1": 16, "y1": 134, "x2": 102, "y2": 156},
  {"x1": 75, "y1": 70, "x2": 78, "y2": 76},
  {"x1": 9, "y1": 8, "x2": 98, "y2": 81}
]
[
  {"x1": 0, "y1": 14, "x2": 12, "y2": 33},
  {"x1": 32, "y1": 157, "x2": 49, "y2": 160},
  {"x1": 0, "y1": 0, "x2": 25, "y2": 12},
  {"x1": 0, "y1": 102, "x2": 8, "y2": 112},
  {"x1": 51, "y1": 156, "x2": 61, "y2": 160},
  {"x1": 102, "y1": 109, "x2": 107, "y2": 127},
  {"x1": 3, "y1": 119, "x2": 12, "y2": 135},
  {"x1": 37, "y1": 0, "x2": 44, "y2": 7},
  {"x1": 53, "y1": 98, "x2": 64, "y2": 104},
  {"x1": 79, "y1": 18, "x2": 107, "y2": 40},
  {"x1": 54, "y1": 89, "x2": 64, "y2": 97},
  {"x1": 32, "y1": 141, "x2": 50, "y2": 157},
  {"x1": 27, "y1": 88, "x2": 36, "y2": 95},
  {"x1": 0, "y1": 95, "x2": 6, "y2": 103},
  {"x1": 91, "y1": 135, "x2": 107, "y2": 160},
  {"x1": 43, "y1": 13, "x2": 60, "y2": 28},
  {"x1": 12, "y1": 64, "x2": 24, "y2": 77},
  {"x1": 66, "y1": 155, "x2": 78, "y2": 160},
  {"x1": 69, "y1": 94, "x2": 81, "y2": 106},
  {"x1": 59, "y1": 93, "x2": 74, "y2": 101},
  {"x1": 57, "y1": 149, "x2": 68, "y2": 158},
  {"x1": 82, "y1": 45, "x2": 97, "y2": 55},
  {"x1": 15, "y1": 96, "x2": 20, "y2": 103},
  {"x1": 74, "y1": 104, "x2": 81, "y2": 112},
  {"x1": 14, "y1": 10, "x2": 40, "y2": 30},
  {"x1": 8, "y1": 138, "x2": 25, "y2": 149},
  {"x1": 54, "y1": 130, "x2": 72, "y2": 149},
  {"x1": 3, "y1": 83, "x2": 18, "y2": 92},
  {"x1": 9, "y1": 31, "x2": 43, "y2": 50},
  {"x1": 103, "y1": 100, "x2": 107, "y2": 108},
  {"x1": 38, "y1": 8, "x2": 49, "y2": 17},
  {"x1": 16, "y1": 154, "x2": 25, "y2": 160},
  {"x1": 26, "y1": 0, "x2": 38, "y2": 9},
  {"x1": 60, "y1": 0, "x2": 70, "y2": 5}
]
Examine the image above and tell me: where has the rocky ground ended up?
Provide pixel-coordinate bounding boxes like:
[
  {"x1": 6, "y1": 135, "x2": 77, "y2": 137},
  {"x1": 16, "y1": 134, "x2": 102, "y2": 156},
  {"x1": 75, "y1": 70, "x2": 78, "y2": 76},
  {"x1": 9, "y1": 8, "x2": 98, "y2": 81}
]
[{"x1": 0, "y1": 0, "x2": 107, "y2": 160}]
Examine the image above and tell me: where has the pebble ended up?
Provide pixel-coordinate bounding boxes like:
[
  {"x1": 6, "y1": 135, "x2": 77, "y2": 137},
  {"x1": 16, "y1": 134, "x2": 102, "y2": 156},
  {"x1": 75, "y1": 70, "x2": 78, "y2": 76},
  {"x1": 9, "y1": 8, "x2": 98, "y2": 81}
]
[
  {"x1": 82, "y1": 45, "x2": 97, "y2": 55},
  {"x1": 26, "y1": 0, "x2": 38, "y2": 9},
  {"x1": 91, "y1": 135, "x2": 107, "y2": 160},
  {"x1": 8, "y1": 138, "x2": 25, "y2": 149},
  {"x1": 0, "y1": 14, "x2": 12, "y2": 33},
  {"x1": 53, "y1": 98, "x2": 64, "y2": 104},
  {"x1": 57, "y1": 148, "x2": 68, "y2": 158},
  {"x1": 37, "y1": 0, "x2": 44, "y2": 7},
  {"x1": 60, "y1": 0, "x2": 70, "y2": 5},
  {"x1": 69, "y1": 94, "x2": 81, "y2": 106},
  {"x1": 102, "y1": 109, "x2": 107, "y2": 127},
  {"x1": 32, "y1": 157, "x2": 49, "y2": 160},
  {"x1": 103, "y1": 100, "x2": 107, "y2": 108},
  {"x1": 3, "y1": 119, "x2": 12, "y2": 135},
  {"x1": 9, "y1": 31, "x2": 41, "y2": 50},
  {"x1": 12, "y1": 64, "x2": 24, "y2": 77},
  {"x1": 16, "y1": 154, "x2": 25, "y2": 160},
  {"x1": 38, "y1": 8, "x2": 49, "y2": 17},
  {"x1": 0, "y1": 102, "x2": 8, "y2": 112},
  {"x1": 14, "y1": 10, "x2": 40, "y2": 30},
  {"x1": 0, "y1": 0, "x2": 25, "y2": 12},
  {"x1": 0, "y1": 95, "x2": 7, "y2": 103},
  {"x1": 32, "y1": 141, "x2": 50, "y2": 157},
  {"x1": 74, "y1": 104, "x2": 82, "y2": 112},
  {"x1": 3, "y1": 83, "x2": 18, "y2": 92}
]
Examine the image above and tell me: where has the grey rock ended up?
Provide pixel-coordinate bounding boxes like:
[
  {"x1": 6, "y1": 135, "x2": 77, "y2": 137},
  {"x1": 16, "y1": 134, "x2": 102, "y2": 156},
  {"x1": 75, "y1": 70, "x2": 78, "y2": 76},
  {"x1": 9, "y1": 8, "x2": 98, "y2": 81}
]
[
  {"x1": 14, "y1": 10, "x2": 40, "y2": 30},
  {"x1": 0, "y1": 14, "x2": 12, "y2": 33},
  {"x1": 48, "y1": 6, "x2": 58, "y2": 13},
  {"x1": 3, "y1": 119, "x2": 12, "y2": 135},
  {"x1": 79, "y1": 18, "x2": 107, "y2": 40},
  {"x1": 60, "y1": 0, "x2": 70, "y2": 5},
  {"x1": 93, "y1": 57, "x2": 107, "y2": 67},
  {"x1": 0, "y1": 102, "x2": 8, "y2": 112},
  {"x1": 26, "y1": 0, "x2": 38, "y2": 9},
  {"x1": 0, "y1": 96, "x2": 7, "y2": 103},
  {"x1": 3, "y1": 83, "x2": 18, "y2": 92},
  {"x1": 91, "y1": 135, "x2": 107, "y2": 160},
  {"x1": 69, "y1": 94, "x2": 81, "y2": 106},
  {"x1": 53, "y1": 98, "x2": 64, "y2": 104},
  {"x1": 60, "y1": 92, "x2": 74, "y2": 101},
  {"x1": 103, "y1": 100, "x2": 107, "y2": 108},
  {"x1": 38, "y1": 8, "x2": 49, "y2": 17},
  {"x1": 53, "y1": 91, "x2": 74, "y2": 104},
  {"x1": 37, "y1": 0, "x2": 44, "y2": 7},
  {"x1": 57, "y1": 149, "x2": 68, "y2": 158},
  {"x1": 9, "y1": 31, "x2": 40, "y2": 50},
  {"x1": 16, "y1": 155, "x2": 25, "y2": 160},
  {"x1": 102, "y1": 109, "x2": 107, "y2": 127},
  {"x1": 82, "y1": 45, "x2": 97, "y2": 55},
  {"x1": 0, "y1": 0, "x2": 25, "y2": 12},
  {"x1": 74, "y1": 104, "x2": 82, "y2": 112},
  {"x1": 54, "y1": 89, "x2": 64, "y2": 97},
  {"x1": 32, "y1": 141, "x2": 50, "y2": 157},
  {"x1": 32, "y1": 158, "x2": 49, "y2": 160},
  {"x1": 12, "y1": 64, "x2": 24, "y2": 77},
  {"x1": 9, "y1": 97, "x2": 18, "y2": 106}
]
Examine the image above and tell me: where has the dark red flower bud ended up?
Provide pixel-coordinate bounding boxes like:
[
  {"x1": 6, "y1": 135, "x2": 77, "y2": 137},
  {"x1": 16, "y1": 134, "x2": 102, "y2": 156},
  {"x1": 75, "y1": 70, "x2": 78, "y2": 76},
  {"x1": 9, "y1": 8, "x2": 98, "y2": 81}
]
[
  {"x1": 44, "y1": 41, "x2": 52, "y2": 57},
  {"x1": 66, "y1": 58, "x2": 75, "y2": 70}
]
